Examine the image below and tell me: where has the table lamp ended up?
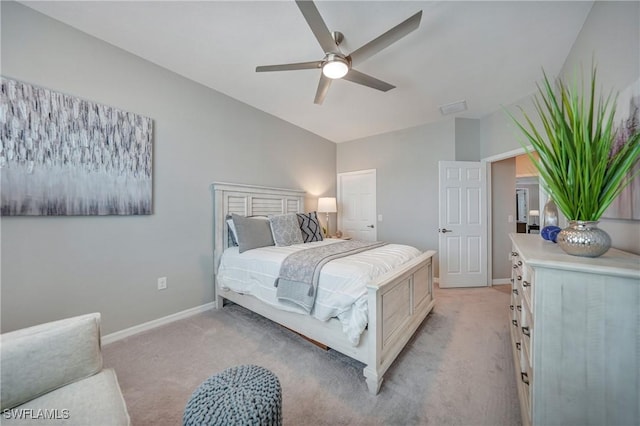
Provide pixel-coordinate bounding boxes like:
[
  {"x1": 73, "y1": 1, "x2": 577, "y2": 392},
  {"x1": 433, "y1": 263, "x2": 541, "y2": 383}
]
[{"x1": 317, "y1": 197, "x2": 337, "y2": 236}]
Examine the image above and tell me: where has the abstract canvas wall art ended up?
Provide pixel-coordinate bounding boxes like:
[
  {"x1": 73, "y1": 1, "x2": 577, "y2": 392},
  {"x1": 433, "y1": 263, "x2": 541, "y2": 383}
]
[
  {"x1": 0, "y1": 78, "x2": 153, "y2": 215},
  {"x1": 603, "y1": 78, "x2": 640, "y2": 221}
]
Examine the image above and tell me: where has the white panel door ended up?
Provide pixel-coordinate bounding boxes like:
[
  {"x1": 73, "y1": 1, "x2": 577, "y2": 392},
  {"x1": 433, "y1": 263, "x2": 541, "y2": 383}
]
[
  {"x1": 438, "y1": 161, "x2": 488, "y2": 287},
  {"x1": 337, "y1": 169, "x2": 376, "y2": 241}
]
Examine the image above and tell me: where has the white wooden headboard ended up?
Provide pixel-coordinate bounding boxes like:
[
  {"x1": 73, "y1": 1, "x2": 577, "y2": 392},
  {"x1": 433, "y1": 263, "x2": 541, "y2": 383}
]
[{"x1": 211, "y1": 182, "x2": 306, "y2": 272}]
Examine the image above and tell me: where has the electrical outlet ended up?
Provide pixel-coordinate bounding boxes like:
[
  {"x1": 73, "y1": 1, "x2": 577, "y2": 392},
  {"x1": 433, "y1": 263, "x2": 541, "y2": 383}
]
[{"x1": 157, "y1": 277, "x2": 167, "y2": 290}]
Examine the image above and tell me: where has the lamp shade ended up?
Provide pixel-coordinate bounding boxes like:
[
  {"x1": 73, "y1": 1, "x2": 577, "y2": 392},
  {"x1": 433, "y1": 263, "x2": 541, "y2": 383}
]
[
  {"x1": 529, "y1": 210, "x2": 540, "y2": 217},
  {"x1": 317, "y1": 197, "x2": 337, "y2": 213}
]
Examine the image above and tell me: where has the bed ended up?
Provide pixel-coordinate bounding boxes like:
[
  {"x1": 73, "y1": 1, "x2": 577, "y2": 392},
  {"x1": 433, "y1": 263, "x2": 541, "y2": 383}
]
[{"x1": 211, "y1": 182, "x2": 436, "y2": 394}]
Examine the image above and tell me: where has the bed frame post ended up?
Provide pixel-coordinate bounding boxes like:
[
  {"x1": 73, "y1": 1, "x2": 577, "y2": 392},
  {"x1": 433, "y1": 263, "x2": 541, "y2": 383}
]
[
  {"x1": 364, "y1": 284, "x2": 383, "y2": 394},
  {"x1": 212, "y1": 183, "x2": 224, "y2": 309}
]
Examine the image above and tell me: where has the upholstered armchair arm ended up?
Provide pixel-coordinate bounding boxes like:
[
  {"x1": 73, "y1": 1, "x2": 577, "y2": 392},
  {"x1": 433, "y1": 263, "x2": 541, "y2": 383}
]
[{"x1": 0, "y1": 313, "x2": 104, "y2": 410}]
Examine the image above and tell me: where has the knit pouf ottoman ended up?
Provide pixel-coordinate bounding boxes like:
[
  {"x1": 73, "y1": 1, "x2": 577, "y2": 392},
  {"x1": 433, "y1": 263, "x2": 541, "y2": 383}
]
[{"x1": 183, "y1": 365, "x2": 282, "y2": 426}]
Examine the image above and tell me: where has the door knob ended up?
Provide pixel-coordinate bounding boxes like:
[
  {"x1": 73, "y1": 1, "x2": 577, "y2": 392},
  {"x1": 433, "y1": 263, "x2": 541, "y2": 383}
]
[
  {"x1": 439, "y1": 228, "x2": 452, "y2": 233},
  {"x1": 366, "y1": 225, "x2": 375, "y2": 228}
]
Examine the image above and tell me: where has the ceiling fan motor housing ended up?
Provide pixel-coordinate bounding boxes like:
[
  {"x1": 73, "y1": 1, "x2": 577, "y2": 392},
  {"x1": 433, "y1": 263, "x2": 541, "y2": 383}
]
[{"x1": 331, "y1": 31, "x2": 344, "y2": 46}]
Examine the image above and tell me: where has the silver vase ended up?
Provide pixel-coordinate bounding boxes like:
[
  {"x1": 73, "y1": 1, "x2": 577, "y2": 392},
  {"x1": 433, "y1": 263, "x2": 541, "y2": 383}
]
[{"x1": 556, "y1": 220, "x2": 611, "y2": 257}]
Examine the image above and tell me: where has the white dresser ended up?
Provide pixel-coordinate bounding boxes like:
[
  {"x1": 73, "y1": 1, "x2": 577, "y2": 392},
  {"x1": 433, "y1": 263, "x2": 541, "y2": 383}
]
[{"x1": 508, "y1": 233, "x2": 640, "y2": 426}]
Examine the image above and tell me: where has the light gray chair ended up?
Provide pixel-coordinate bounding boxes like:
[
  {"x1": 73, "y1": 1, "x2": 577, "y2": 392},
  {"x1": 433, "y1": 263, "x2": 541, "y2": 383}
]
[{"x1": 0, "y1": 313, "x2": 130, "y2": 425}]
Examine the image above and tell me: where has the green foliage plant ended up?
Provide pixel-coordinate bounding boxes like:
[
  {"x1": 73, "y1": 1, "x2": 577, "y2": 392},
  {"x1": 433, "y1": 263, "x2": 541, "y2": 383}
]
[{"x1": 508, "y1": 67, "x2": 640, "y2": 221}]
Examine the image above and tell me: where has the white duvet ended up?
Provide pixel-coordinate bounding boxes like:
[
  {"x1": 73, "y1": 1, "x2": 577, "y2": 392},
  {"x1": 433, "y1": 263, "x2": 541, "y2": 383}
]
[{"x1": 216, "y1": 239, "x2": 422, "y2": 345}]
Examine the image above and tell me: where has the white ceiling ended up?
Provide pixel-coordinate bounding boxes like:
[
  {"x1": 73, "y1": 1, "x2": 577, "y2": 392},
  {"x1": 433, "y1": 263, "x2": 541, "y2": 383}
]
[{"x1": 20, "y1": 1, "x2": 594, "y2": 143}]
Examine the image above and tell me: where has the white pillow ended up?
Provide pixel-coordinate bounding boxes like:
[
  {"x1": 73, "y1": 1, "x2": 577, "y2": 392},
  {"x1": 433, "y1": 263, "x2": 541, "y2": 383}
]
[{"x1": 269, "y1": 213, "x2": 304, "y2": 246}]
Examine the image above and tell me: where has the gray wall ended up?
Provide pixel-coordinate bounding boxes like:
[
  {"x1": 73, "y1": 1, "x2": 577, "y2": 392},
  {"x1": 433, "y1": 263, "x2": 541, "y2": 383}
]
[
  {"x1": 479, "y1": 93, "x2": 541, "y2": 160},
  {"x1": 0, "y1": 2, "x2": 336, "y2": 334},
  {"x1": 480, "y1": 1, "x2": 640, "y2": 255},
  {"x1": 455, "y1": 118, "x2": 481, "y2": 161},
  {"x1": 337, "y1": 119, "x2": 456, "y2": 276},
  {"x1": 491, "y1": 158, "x2": 516, "y2": 280}
]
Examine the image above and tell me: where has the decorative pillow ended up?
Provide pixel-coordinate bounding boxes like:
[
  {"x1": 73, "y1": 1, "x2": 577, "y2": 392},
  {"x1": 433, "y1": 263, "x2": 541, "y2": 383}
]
[
  {"x1": 269, "y1": 213, "x2": 304, "y2": 247},
  {"x1": 231, "y1": 213, "x2": 275, "y2": 253},
  {"x1": 225, "y1": 214, "x2": 238, "y2": 247},
  {"x1": 297, "y1": 211, "x2": 324, "y2": 243}
]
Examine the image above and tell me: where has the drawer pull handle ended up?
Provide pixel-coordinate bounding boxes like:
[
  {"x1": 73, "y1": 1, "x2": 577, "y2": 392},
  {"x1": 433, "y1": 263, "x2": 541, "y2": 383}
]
[
  {"x1": 521, "y1": 372, "x2": 530, "y2": 385},
  {"x1": 512, "y1": 252, "x2": 519, "y2": 257},
  {"x1": 513, "y1": 264, "x2": 518, "y2": 269},
  {"x1": 517, "y1": 305, "x2": 522, "y2": 311},
  {"x1": 510, "y1": 304, "x2": 514, "y2": 310},
  {"x1": 512, "y1": 289, "x2": 518, "y2": 295},
  {"x1": 516, "y1": 342, "x2": 521, "y2": 350},
  {"x1": 522, "y1": 326, "x2": 530, "y2": 337},
  {"x1": 523, "y1": 281, "x2": 530, "y2": 287},
  {"x1": 512, "y1": 319, "x2": 518, "y2": 327},
  {"x1": 517, "y1": 275, "x2": 522, "y2": 281},
  {"x1": 517, "y1": 260, "x2": 523, "y2": 266}
]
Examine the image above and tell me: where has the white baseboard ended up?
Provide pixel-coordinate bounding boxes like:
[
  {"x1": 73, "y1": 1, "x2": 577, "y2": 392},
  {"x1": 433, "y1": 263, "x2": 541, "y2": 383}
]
[
  {"x1": 436, "y1": 277, "x2": 507, "y2": 287},
  {"x1": 102, "y1": 302, "x2": 215, "y2": 345}
]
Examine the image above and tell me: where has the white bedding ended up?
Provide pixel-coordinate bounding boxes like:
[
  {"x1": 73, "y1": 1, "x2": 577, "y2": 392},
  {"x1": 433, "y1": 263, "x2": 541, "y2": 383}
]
[{"x1": 217, "y1": 239, "x2": 422, "y2": 345}]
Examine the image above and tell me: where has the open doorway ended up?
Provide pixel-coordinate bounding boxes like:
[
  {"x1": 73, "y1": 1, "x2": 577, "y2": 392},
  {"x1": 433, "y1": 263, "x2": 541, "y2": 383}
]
[{"x1": 484, "y1": 148, "x2": 542, "y2": 285}]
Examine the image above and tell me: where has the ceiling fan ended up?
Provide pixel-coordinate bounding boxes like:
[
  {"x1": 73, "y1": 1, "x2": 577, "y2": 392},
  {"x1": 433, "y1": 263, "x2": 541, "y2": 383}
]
[{"x1": 256, "y1": 0, "x2": 422, "y2": 105}]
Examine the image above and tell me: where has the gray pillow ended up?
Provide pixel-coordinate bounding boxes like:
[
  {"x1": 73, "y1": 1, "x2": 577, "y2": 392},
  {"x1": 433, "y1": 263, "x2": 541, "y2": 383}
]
[
  {"x1": 231, "y1": 214, "x2": 275, "y2": 253},
  {"x1": 269, "y1": 213, "x2": 304, "y2": 246}
]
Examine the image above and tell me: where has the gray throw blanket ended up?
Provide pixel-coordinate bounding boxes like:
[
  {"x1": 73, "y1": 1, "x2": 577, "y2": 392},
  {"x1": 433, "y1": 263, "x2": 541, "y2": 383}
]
[{"x1": 275, "y1": 240, "x2": 387, "y2": 313}]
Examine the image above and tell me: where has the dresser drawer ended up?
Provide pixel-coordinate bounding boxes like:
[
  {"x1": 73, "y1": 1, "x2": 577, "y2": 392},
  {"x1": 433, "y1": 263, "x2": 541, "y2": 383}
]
[
  {"x1": 521, "y1": 265, "x2": 534, "y2": 310},
  {"x1": 519, "y1": 347, "x2": 533, "y2": 425},
  {"x1": 521, "y1": 300, "x2": 533, "y2": 366},
  {"x1": 510, "y1": 292, "x2": 519, "y2": 322},
  {"x1": 512, "y1": 260, "x2": 523, "y2": 286},
  {"x1": 511, "y1": 249, "x2": 523, "y2": 273}
]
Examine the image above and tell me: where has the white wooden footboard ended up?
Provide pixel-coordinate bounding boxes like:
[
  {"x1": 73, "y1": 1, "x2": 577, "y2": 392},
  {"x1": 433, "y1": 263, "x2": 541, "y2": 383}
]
[{"x1": 364, "y1": 250, "x2": 436, "y2": 394}]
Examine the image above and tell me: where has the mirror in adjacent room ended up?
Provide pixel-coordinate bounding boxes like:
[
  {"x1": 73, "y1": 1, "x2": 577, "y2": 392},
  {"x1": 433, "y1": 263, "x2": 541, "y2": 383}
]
[
  {"x1": 516, "y1": 179, "x2": 540, "y2": 233},
  {"x1": 515, "y1": 187, "x2": 529, "y2": 233},
  {"x1": 515, "y1": 153, "x2": 540, "y2": 233}
]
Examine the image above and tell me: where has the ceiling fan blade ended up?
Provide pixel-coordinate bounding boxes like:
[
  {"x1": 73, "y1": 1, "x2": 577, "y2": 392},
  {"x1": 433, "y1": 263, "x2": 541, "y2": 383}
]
[
  {"x1": 295, "y1": 0, "x2": 340, "y2": 54},
  {"x1": 342, "y1": 69, "x2": 396, "y2": 92},
  {"x1": 256, "y1": 61, "x2": 323, "y2": 72},
  {"x1": 314, "y1": 74, "x2": 332, "y2": 105},
  {"x1": 348, "y1": 10, "x2": 422, "y2": 66}
]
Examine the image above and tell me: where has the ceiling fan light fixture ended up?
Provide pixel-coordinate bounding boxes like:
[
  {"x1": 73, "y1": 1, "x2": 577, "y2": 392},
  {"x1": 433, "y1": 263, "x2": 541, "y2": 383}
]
[{"x1": 322, "y1": 55, "x2": 349, "y2": 79}]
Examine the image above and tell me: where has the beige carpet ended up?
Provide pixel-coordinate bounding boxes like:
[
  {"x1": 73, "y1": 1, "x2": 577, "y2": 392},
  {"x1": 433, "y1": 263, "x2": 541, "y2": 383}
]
[{"x1": 103, "y1": 284, "x2": 521, "y2": 426}]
